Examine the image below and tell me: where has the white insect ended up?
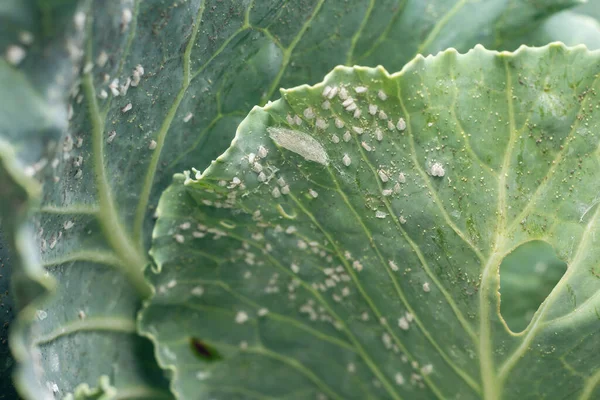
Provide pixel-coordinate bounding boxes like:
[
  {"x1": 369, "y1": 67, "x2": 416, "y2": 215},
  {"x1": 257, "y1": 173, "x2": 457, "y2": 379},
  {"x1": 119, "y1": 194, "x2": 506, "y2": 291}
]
[
  {"x1": 375, "y1": 211, "x2": 387, "y2": 219},
  {"x1": 343, "y1": 131, "x2": 352, "y2": 142},
  {"x1": 422, "y1": 282, "x2": 431, "y2": 292},
  {"x1": 183, "y1": 112, "x2": 193, "y2": 122},
  {"x1": 378, "y1": 89, "x2": 387, "y2": 101},
  {"x1": 149, "y1": 140, "x2": 157, "y2": 150},
  {"x1": 342, "y1": 154, "x2": 351, "y2": 167},
  {"x1": 388, "y1": 260, "x2": 399, "y2": 271},
  {"x1": 354, "y1": 86, "x2": 367, "y2": 94},
  {"x1": 398, "y1": 316, "x2": 409, "y2": 330},
  {"x1": 369, "y1": 104, "x2": 378, "y2": 115},
  {"x1": 335, "y1": 118, "x2": 345, "y2": 129},
  {"x1": 5, "y1": 45, "x2": 26, "y2": 65},
  {"x1": 378, "y1": 169, "x2": 389, "y2": 182},
  {"x1": 303, "y1": 107, "x2": 315, "y2": 119},
  {"x1": 397, "y1": 118, "x2": 407, "y2": 131},
  {"x1": 361, "y1": 141, "x2": 372, "y2": 152},
  {"x1": 121, "y1": 103, "x2": 132, "y2": 113},
  {"x1": 309, "y1": 189, "x2": 318, "y2": 198},
  {"x1": 107, "y1": 130, "x2": 117, "y2": 143},
  {"x1": 235, "y1": 311, "x2": 249, "y2": 324},
  {"x1": 258, "y1": 145, "x2": 268, "y2": 158},
  {"x1": 352, "y1": 126, "x2": 364, "y2": 135}
]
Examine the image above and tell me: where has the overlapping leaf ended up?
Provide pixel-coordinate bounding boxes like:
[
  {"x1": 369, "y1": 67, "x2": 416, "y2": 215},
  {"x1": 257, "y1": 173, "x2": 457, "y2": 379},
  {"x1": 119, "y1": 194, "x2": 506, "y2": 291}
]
[{"x1": 142, "y1": 44, "x2": 600, "y2": 399}]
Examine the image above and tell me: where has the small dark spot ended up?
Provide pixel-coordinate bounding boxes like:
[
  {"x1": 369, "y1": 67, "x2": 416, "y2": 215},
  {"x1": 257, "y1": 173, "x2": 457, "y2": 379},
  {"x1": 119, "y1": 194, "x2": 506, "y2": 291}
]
[{"x1": 190, "y1": 337, "x2": 221, "y2": 361}]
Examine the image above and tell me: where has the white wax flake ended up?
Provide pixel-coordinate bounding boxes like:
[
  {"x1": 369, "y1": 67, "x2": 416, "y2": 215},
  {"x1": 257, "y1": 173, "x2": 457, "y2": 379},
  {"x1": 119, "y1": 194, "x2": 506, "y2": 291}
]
[
  {"x1": 183, "y1": 112, "x2": 193, "y2": 122},
  {"x1": 321, "y1": 100, "x2": 330, "y2": 110},
  {"x1": 354, "y1": 86, "x2": 367, "y2": 94},
  {"x1": 398, "y1": 316, "x2": 409, "y2": 330},
  {"x1": 96, "y1": 51, "x2": 108, "y2": 67},
  {"x1": 342, "y1": 154, "x2": 351, "y2": 167},
  {"x1": 36, "y1": 310, "x2": 48, "y2": 321},
  {"x1": 378, "y1": 110, "x2": 388, "y2": 120},
  {"x1": 352, "y1": 260, "x2": 363, "y2": 272},
  {"x1": 78, "y1": 310, "x2": 86, "y2": 320},
  {"x1": 303, "y1": 107, "x2": 315, "y2": 119},
  {"x1": 421, "y1": 364, "x2": 433, "y2": 376},
  {"x1": 331, "y1": 134, "x2": 340, "y2": 143},
  {"x1": 396, "y1": 118, "x2": 407, "y2": 131},
  {"x1": 258, "y1": 308, "x2": 269, "y2": 317},
  {"x1": 339, "y1": 87, "x2": 349, "y2": 100},
  {"x1": 272, "y1": 187, "x2": 281, "y2": 198},
  {"x1": 322, "y1": 85, "x2": 332, "y2": 97},
  {"x1": 191, "y1": 286, "x2": 204, "y2": 296},
  {"x1": 121, "y1": 103, "x2": 132, "y2": 113},
  {"x1": 352, "y1": 126, "x2": 364, "y2": 135},
  {"x1": 398, "y1": 172, "x2": 406, "y2": 183},
  {"x1": 5, "y1": 45, "x2": 26, "y2": 65},
  {"x1": 368, "y1": 104, "x2": 378, "y2": 115},
  {"x1": 291, "y1": 263, "x2": 300, "y2": 273},
  {"x1": 375, "y1": 128, "x2": 383, "y2": 141},
  {"x1": 422, "y1": 282, "x2": 431, "y2": 292},
  {"x1": 119, "y1": 77, "x2": 131, "y2": 95},
  {"x1": 343, "y1": 131, "x2": 352, "y2": 142},
  {"x1": 149, "y1": 140, "x2": 157, "y2": 150},
  {"x1": 430, "y1": 162, "x2": 445, "y2": 177},
  {"x1": 325, "y1": 86, "x2": 338, "y2": 100},
  {"x1": 335, "y1": 118, "x2": 344, "y2": 129},
  {"x1": 74, "y1": 11, "x2": 86, "y2": 31},
  {"x1": 267, "y1": 127, "x2": 329, "y2": 165},
  {"x1": 285, "y1": 226, "x2": 297, "y2": 234},
  {"x1": 316, "y1": 118, "x2": 328, "y2": 130},
  {"x1": 361, "y1": 141, "x2": 372, "y2": 152},
  {"x1": 258, "y1": 145, "x2": 268, "y2": 158},
  {"x1": 395, "y1": 373, "x2": 405, "y2": 385},
  {"x1": 361, "y1": 312, "x2": 369, "y2": 321},
  {"x1": 388, "y1": 260, "x2": 399, "y2": 271},
  {"x1": 399, "y1": 215, "x2": 407, "y2": 224},
  {"x1": 428, "y1": 122, "x2": 433, "y2": 127},
  {"x1": 180, "y1": 222, "x2": 191, "y2": 230},
  {"x1": 235, "y1": 311, "x2": 249, "y2": 324},
  {"x1": 19, "y1": 31, "x2": 34, "y2": 46},
  {"x1": 309, "y1": 189, "x2": 319, "y2": 198},
  {"x1": 107, "y1": 130, "x2": 117, "y2": 143},
  {"x1": 378, "y1": 89, "x2": 388, "y2": 101},
  {"x1": 375, "y1": 211, "x2": 387, "y2": 219},
  {"x1": 74, "y1": 169, "x2": 83, "y2": 179},
  {"x1": 378, "y1": 169, "x2": 389, "y2": 182},
  {"x1": 98, "y1": 89, "x2": 108, "y2": 99},
  {"x1": 63, "y1": 221, "x2": 74, "y2": 230},
  {"x1": 174, "y1": 234, "x2": 185, "y2": 243}
]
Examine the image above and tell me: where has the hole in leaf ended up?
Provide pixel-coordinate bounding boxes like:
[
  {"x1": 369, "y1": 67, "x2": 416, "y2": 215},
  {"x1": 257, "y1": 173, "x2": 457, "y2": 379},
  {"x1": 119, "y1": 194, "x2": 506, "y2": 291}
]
[
  {"x1": 499, "y1": 240, "x2": 567, "y2": 332},
  {"x1": 189, "y1": 337, "x2": 221, "y2": 362}
]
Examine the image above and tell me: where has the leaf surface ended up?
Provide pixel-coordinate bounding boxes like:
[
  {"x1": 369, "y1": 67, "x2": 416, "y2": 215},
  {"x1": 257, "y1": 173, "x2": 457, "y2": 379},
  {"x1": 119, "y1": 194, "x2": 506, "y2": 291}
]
[
  {"x1": 5, "y1": 0, "x2": 584, "y2": 398},
  {"x1": 142, "y1": 44, "x2": 600, "y2": 400}
]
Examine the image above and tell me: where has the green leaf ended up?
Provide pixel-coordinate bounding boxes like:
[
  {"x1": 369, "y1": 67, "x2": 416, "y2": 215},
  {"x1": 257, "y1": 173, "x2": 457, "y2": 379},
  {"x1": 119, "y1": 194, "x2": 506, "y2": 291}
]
[
  {"x1": 507, "y1": 10, "x2": 600, "y2": 50},
  {"x1": 5, "y1": 0, "x2": 584, "y2": 397},
  {"x1": 141, "y1": 44, "x2": 600, "y2": 400}
]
